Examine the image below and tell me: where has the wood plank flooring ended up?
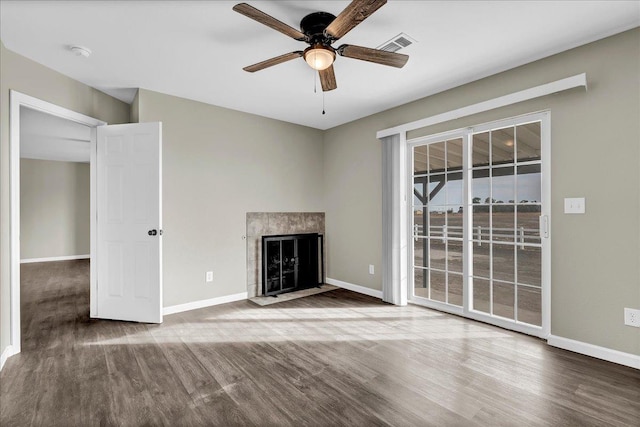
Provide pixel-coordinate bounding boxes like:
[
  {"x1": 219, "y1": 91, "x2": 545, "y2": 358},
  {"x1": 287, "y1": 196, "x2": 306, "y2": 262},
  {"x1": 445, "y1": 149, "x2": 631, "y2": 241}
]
[{"x1": 1, "y1": 259, "x2": 639, "y2": 426}]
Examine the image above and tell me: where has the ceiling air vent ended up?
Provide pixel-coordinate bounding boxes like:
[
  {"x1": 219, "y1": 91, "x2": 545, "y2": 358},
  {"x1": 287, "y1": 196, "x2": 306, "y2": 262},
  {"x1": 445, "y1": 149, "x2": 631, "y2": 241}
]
[{"x1": 377, "y1": 33, "x2": 416, "y2": 52}]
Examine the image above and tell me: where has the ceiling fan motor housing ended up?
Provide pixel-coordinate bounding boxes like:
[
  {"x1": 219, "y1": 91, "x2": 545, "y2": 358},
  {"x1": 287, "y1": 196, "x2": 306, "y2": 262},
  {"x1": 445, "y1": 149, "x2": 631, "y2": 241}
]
[{"x1": 300, "y1": 12, "x2": 337, "y2": 45}]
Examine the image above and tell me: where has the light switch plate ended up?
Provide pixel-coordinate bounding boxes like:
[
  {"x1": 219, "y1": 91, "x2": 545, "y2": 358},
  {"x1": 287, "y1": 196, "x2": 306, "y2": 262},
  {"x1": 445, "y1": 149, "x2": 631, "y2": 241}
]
[{"x1": 564, "y1": 197, "x2": 585, "y2": 214}]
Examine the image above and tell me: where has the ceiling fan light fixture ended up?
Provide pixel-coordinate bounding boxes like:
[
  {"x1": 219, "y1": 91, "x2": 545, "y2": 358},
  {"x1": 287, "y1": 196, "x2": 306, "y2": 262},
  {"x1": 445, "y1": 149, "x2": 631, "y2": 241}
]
[{"x1": 303, "y1": 45, "x2": 335, "y2": 71}]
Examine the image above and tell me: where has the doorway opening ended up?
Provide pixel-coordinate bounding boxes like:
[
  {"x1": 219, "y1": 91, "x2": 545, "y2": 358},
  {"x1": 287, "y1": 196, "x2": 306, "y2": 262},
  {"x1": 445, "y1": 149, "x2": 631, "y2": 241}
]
[
  {"x1": 19, "y1": 106, "x2": 93, "y2": 350},
  {"x1": 9, "y1": 91, "x2": 105, "y2": 356}
]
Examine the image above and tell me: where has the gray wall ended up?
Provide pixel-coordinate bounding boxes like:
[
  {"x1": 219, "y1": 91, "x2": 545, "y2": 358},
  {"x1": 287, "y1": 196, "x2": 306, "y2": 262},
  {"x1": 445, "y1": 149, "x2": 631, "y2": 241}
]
[
  {"x1": 2, "y1": 28, "x2": 638, "y2": 362},
  {"x1": 0, "y1": 41, "x2": 130, "y2": 357},
  {"x1": 324, "y1": 28, "x2": 640, "y2": 356},
  {"x1": 130, "y1": 90, "x2": 139, "y2": 123},
  {"x1": 137, "y1": 89, "x2": 325, "y2": 307},
  {"x1": 20, "y1": 159, "x2": 90, "y2": 260}
]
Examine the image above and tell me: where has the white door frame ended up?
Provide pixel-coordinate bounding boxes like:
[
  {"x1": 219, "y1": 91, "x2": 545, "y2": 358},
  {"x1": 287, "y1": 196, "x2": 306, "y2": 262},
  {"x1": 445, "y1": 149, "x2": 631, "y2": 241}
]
[{"x1": 9, "y1": 90, "x2": 106, "y2": 356}]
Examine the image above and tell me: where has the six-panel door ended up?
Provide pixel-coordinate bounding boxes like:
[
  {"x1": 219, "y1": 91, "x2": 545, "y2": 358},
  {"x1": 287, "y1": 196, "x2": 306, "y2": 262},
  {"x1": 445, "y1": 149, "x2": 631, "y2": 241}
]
[{"x1": 96, "y1": 122, "x2": 162, "y2": 323}]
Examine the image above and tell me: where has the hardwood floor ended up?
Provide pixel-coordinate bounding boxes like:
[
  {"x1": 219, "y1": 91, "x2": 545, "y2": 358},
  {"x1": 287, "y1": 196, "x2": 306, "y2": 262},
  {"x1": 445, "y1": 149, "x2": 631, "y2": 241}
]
[{"x1": 1, "y1": 260, "x2": 639, "y2": 426}]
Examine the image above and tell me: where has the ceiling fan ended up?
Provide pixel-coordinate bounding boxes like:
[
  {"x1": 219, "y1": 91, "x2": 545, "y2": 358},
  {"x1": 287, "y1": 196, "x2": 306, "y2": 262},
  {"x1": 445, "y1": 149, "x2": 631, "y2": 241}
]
[{"x1": 233, "y1": 0, "x2": 409, "y2": 92}]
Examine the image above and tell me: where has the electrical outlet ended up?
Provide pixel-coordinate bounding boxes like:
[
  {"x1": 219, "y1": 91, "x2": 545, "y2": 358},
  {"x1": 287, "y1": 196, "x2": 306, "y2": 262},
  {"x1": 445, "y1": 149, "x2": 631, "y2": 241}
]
[
  {"x1": 624, "y1": 308, "x2": 640, "y2": 327},
  {"x1": 205, "y1": 271, "x2": 213, "y2": 282},
  {"x1": 369, "y1": 264, "x2": 375, "y2": 275}
]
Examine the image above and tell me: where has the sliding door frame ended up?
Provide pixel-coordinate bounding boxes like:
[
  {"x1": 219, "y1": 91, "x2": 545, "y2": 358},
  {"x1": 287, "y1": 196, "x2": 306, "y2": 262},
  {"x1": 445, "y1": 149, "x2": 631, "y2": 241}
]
[{"x1": 406, "y1": 111, "x2": 551, "y2": 338}]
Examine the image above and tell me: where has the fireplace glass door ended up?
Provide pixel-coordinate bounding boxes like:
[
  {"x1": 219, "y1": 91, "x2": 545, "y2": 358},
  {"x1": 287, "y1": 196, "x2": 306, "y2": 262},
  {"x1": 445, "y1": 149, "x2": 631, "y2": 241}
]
[{"x1": 262, "y1": 233, "x2": 323, "y2": 297}]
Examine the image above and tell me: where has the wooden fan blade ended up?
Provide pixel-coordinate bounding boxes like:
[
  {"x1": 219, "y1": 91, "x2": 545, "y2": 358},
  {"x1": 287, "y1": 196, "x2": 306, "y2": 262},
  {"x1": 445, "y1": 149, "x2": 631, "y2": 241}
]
[
  {"x1": 319, "y1": 65, "x2": 337, "y2": 91},
  {"x1": 243, "y1": 51, "x2": 303, "y2": 72},
  {"x1": 324, "y1": 0, "x2": 387, "y2": 40},
  {"x1": 338, "y1": 44, "x2": 408, "y2": 68},
  {"x1": 233, "y1": 3, "x2": 306, "y2": 41}
]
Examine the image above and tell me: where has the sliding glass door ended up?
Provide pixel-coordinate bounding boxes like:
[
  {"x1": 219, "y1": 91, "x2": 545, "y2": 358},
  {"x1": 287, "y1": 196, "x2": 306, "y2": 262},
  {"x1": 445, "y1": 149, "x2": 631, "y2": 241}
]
[{"x1": 409, "y1": 113, "x2": 549, "y2": 337}]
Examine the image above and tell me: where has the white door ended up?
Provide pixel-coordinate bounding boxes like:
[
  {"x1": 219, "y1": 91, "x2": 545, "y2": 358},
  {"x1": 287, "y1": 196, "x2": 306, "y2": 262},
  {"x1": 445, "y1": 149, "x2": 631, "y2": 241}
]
[{"x1": 95, "y1": 122, "x2": 162, "y2": 323}]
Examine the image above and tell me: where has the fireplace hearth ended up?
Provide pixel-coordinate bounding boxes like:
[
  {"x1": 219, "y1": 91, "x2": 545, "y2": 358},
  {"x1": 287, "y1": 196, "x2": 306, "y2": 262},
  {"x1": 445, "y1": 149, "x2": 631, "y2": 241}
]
[{"x1": 262, "y1": 233, "x2": 324, "y2": 297}]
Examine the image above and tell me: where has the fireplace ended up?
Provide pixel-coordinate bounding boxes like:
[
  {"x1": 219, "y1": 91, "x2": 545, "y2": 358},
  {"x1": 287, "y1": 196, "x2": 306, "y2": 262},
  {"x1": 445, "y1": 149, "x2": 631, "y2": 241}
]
[
  {"x1": 262, "y1": 233, "x2": 324, "y2": 297},
  {"x1": 246, "y1": 212, "x2": 325, "y2": 298}
]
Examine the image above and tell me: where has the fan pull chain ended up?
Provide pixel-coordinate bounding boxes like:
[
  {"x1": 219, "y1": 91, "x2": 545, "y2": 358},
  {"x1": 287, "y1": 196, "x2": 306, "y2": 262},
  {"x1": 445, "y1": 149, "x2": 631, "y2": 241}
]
[
  {"x1": 322, "y1": 91, "x2": 326, "y2": 115},
  {"x1": 312, "y1": 70, "x2": 325, "y2": 115}
]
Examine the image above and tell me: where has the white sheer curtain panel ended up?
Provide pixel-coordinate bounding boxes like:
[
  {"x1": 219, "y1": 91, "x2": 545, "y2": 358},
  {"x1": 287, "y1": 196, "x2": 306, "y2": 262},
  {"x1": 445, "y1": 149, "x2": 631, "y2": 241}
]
[{"x1": 381, "y1": 133, "x2": 407, "y2": 305}]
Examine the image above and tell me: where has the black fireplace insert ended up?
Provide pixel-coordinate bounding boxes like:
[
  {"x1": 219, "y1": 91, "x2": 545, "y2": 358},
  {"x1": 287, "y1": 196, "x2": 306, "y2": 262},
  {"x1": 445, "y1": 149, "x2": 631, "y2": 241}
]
[{"x1": 262, "y1": 233, "x2": 324, "y2": 297}]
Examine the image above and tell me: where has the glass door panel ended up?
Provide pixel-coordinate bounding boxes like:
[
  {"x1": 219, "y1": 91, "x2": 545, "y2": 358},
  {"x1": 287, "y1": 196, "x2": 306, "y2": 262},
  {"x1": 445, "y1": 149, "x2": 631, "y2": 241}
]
[
  {"x1": 492, "y1": 244, "x2": 515, "y2": 282},
  {"x1": 448, "y1": 273, "x2": 463, "y2": 306},
  {"x1": 430, "y1": 270, "x2": 447, "y2": 303},
  {"x1": 472, "y1": 243, "x2": 490, "y2": 279},
  {"x1": 473, "y1": 278, "x2": 491, "y2": 314},
  {"x1": 414, "y1": 268, "x2": 428, "y2": 298},
  {"x1": 491, "y1": 127, "x2": 515, "y2": 165},
  {"x1": 493, "y1": 282, "x2": 515, "y2": 319},
  {"x1": 281, "y1": 239, "x2": 296, "y2": 291},
  {"x1": 265, "y1": 241, "x2": 281, "y2": 294},
  {"x1": 414, "y1": 145, "x2": 428, "y2": 173},
  {"x1": 446, "y1": 139, "x2": 464, "y2": 170},
  {"x1": 517, "y1": 286, "x2": 541, "y2": 326},
  {"x1": 447, "y1": 241, "x2": 463, "y2": 273},
  {"x1": 517, "y1": 246, "x2": 541, "y2": 287},
  {"x1": 411, "y1": 115, "x2": 546, "y2": 335},
  {"x1": 429, "y1": 142, "x2": 446, "y2": 172},
  {"x1": 472, "y1": 132, "x2": 490, "y2": 166},
  {"x1": 411, "y1": 137, "x2": 464, "y2": 307},
  {"x1": 469, "y1": 122, "x2": 543, "y2": 326},
  {"x1": 429, "y1": 239, "x2": 446, "y2": 270},
  {"x1": 516, "y1": 122, "x2": 541, "y2": 162}
]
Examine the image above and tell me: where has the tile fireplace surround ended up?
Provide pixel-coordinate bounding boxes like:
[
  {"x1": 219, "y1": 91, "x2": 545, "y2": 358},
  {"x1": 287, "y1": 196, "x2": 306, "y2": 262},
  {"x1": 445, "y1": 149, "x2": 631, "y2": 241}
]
[{"x1": 246, "y1": 212, "x2": 325, "y2": 298}]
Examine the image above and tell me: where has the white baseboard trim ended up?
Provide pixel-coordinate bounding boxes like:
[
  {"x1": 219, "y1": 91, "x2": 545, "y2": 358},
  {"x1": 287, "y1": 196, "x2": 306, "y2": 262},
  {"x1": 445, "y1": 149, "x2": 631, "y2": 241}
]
[
  {"x1": 21, "y1": 254, "x2": 90, "y2": 264},
  {"x1": 326, "y1": 277, "x2": 383, "y2": 299},
  {"x1": 1, "y1": 345, "x2": 18, "y2": 372},
  {"x1": 548, "y1": 335, "x2": 640, "y2": 370},
  {"x1": 163, "y1": 292, "x2": 248, "y2": 316}
]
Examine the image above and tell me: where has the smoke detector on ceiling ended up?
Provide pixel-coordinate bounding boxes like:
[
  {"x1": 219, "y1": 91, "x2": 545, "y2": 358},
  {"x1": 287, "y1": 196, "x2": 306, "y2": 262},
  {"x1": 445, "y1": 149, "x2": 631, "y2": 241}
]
[
  {"x1": 69, "y1": 45, "x2": 92, "y2": 58},
  {"x1": 377, "y1": 33, "x2": 416, "y2": 53}
]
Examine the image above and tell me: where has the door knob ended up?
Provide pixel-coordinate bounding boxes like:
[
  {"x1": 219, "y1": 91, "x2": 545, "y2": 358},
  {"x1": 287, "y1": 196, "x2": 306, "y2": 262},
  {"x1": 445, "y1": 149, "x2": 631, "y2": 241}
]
[{"x1": 148, "y1": 229, "x2": 157, "y2": 236}]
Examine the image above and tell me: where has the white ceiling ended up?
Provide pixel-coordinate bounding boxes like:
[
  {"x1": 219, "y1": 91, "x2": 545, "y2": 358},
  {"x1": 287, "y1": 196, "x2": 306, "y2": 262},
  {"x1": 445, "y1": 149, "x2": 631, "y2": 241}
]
[
  {"x1": 20, "y1": 107, "x2": 91, "y2": 163},
  {"x1": 2, "y1": 1, "x2": 639, "y2": 130}
]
